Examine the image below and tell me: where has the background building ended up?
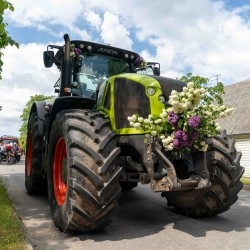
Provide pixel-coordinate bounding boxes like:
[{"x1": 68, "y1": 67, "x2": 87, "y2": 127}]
[{"x1": 218, "y1": 79, "x2": 250, "y2": 178}]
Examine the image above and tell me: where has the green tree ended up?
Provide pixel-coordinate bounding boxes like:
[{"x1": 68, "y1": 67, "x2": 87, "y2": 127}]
[
  {"x1": 0, "y1": 0, "x2": 19, "y2": 79},
  {"x1": 0, "y1": 1, "x2": 19, "y2": 110},
  {"x1": 19, "y1": 94, "x2": 54, "y2": 149}
]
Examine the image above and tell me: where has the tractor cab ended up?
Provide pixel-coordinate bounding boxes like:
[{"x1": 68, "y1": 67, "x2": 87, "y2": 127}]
[{"x1": 43, "y1": 36, "x2": 160, "y2": 98}]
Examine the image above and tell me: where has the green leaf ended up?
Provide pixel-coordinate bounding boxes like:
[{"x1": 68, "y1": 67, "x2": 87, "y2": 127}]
[{"x1": 0, "y1": 0, "x2": 19, "y2": 78}]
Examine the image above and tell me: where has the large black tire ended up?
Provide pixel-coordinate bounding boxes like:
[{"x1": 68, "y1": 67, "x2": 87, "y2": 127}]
[
  {"x1": 25, "y1": 113, "x2": 47, "y2": 195},
  {"x1": 162, "y1": 130, "x2": 244, "y2": 216},
  {"x1": 47, "y1": 109, "x2": 122, "y2": 233}
]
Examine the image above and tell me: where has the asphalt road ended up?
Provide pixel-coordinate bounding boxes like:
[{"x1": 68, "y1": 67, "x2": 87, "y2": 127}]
[{"x1": 0, "y1": 158, "x2": 250, "y2": 250}]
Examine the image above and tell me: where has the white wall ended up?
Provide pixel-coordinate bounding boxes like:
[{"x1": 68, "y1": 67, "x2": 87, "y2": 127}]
[{"x1": 235, "y1": 139, "x2": 250, "y2": 178}]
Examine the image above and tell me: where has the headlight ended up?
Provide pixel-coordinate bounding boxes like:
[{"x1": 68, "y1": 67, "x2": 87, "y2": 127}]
[
  {"x1": 147, "y1": 87, "x2": 156, "y2": 96},
  {"x1": 158, "y1": 95, "x2": 166, "y2": 103}
]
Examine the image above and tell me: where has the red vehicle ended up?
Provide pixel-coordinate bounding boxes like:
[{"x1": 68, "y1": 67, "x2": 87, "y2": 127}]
[{"x1": 0, "y1": 135, "x2": 22, "y2": 162}]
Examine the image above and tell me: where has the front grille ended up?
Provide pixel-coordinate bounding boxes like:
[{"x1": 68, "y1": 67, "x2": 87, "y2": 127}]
[{"x1": 114, "y1": 78, "x2": 150, "y2": 129}]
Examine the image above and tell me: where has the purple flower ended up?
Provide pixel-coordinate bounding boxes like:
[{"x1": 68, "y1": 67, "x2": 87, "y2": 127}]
[
  {"x1": 173, "y1": 139, "x2": 181, "y2": 148},
  {"x1": 74, "y1": 48, "x2": 82, "y2": 57},
  {"x1": 174, "y1": 129, "x2": 188, "y2": 140},
  {"x1": 168, "y1": 111, "x2": 179, "y2": 125},
  {"x1": 173, "y1": 129, "x2": 189, "y2": 149},
  {"x1": 188, "y1": 115, "x2": 201, "y2": 128},
  {"x1": 133, "y1": 56, "x2": 144, "y2": 67}
]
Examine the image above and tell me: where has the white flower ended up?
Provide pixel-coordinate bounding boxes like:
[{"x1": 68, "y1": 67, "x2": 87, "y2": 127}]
[
  {"x1": 193, "y1": 89, "x2": 201, "y2": 96},
  {"x1": 138, "y1": 117, "x2": 144, "y2": 122},
  {"x1": 188, "y1": 88, "x2": 194, "y2": 93},
  {"x1": 183, "y1": 87, "x2": 188, "y2": 92},
  {"x1": 160, "y1": 111, "x2": 168, "y2": 118},
  {"x1": 129, "y1": 121, "x2": 135, "y2": 126},
  {"x1": 171, "y1": 90, "x2": 178, "y2": 95},
  {"x1": 129, "y1": 115, "x2": 137, "y2": 122},
  {"x1": 199, "y1": 144, "x2": 208, "y2": 152},
  {"x1": 154, "y1": 119, "x2": 162, "y2": 124},
  {"x1": 151, "y1": 131, "x2": 157, "y2": 136},
  {"x1": 170, "y1": 94, "x2": 179, "y2": 100},
  {"x1": 187, "y1": 94, "x2": 193, "y2": 100},
  {"x1": 219, "y1": 105, "x2": 226, "y2": 111},
  {"x1": 181, "y1": 103, "x2": 188, "y2": 111},
  {"x1": 216, "y1": 125, "x2": 221, "y2": 131},
  {"x1": 165, "y1": 145, "x2": 174, "y2": 151},
  {"x1": 162, "y1": 136, "x2": 173, "y2": 145},
  {"x1": 205, "y1": 111, "x2": 212, "y2": 117},
  {"x1": 200, "y1": 141, "x2": 206, "y2": 146},
  {"x1": 225, "y1": 108, "x2": 233, "y2": 116},
  {"x1": 134, "y1": 122, "x2": 141, "y2": 129},
  {"x1": 200, "y1": 88, "x2": 206, "y2": 94},
  {"x1": 127, "y1": 116, "x2": 133, "y2": 122},
  {"x1": 187, "y1": 82, "x2": 194, "y2": 88}
]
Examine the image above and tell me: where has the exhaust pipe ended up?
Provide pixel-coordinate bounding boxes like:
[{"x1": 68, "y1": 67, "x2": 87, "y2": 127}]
[{"x1": 60, "y1": 34, "x2": 71, "y2": 96}]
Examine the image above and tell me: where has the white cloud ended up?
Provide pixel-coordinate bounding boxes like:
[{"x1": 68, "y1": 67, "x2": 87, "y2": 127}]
[
  {"x1": 100, "y1": 12, "x2": 133, "y2": 49},
  {"x1": 84, "y1": 11, "x2": 102, "y2": 31},
  {"x1": 1, "y1": 0, "x2": 250, "y2": 136},
  {"x1": 6, "y1": 0, "x2": 83, "y2": 29},
  {"x1": 0, "y1": 44, "x2": 57, "y2": 136}
]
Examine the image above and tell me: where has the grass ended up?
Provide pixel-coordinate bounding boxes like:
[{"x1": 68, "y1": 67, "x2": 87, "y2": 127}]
[
  {"x1": 241, "y1": 177, "x2": 250, "y2": 186},
  {"x1": 0, "y1": 178, "x2": 29, "y2": 250}
]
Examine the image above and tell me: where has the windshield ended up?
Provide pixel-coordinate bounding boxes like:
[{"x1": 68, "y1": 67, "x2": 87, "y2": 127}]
[{"x1": 73, "y1": 54, "x2": 128, "y2": 97}]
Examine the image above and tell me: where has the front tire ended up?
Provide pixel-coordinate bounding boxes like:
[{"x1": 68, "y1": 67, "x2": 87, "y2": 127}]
[
  {"x1": 162, "y1": 130, "x2": 244, "y2": 216},
  {"x1": 47, "y1": 109, "x2": 122, "y2": 233}
]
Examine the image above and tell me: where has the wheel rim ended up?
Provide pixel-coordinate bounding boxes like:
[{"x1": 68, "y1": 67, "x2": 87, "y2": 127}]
[
  {"x1": 26, "y1": 131, "x2": 33, "y2": 176},
  {"x1": 53, "y1": 137, "x2": 67, "y2": 206}
]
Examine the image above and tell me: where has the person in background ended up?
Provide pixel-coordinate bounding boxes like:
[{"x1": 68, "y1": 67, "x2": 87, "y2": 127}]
[
  {"x1": 13, "y1": 143, "x2": 20, "y2": 162},
  {"x1": 0, "y1": 142, "x2": 5, "y2": 161}
]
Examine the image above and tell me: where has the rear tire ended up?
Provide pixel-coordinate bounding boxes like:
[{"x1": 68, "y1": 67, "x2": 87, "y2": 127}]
[
  {"x1": 25, "y1": 113, "x2": 47, "y2": 195},
  {"x1": 162, "y1": 130, "x2": 244, "y2": 216},
  {"x1": 47, "y1": 109, "x2": 122, "y2": 233}
]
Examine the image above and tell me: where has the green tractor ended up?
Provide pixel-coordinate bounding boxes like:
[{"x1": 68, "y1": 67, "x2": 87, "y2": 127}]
[{"x1": 25, "y1": 34, "x2": 244, "y2": 234}]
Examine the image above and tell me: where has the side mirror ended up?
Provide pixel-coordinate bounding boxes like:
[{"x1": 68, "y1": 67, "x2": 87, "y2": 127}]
[
  {"x1": 153, "y1": 67, "x2": 160, "y2": 76},
  {"x1": 43, "y1": 51, "x2": 54, "y2": 68}
]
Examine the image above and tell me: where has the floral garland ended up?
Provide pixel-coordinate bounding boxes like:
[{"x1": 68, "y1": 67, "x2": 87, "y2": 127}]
[
  {"x1": 70, "y1": 44, "x2": 82, "y2": 58},
  {"x1": 133, "y1": 56, "x2": 147, "y2": 69},
  {"x1": 128, "y1": 74, "x2": 233, "y2": 152}
]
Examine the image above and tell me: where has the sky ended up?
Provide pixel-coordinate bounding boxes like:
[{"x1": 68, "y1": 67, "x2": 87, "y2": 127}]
[{"x1": 1, "y1": 0, "x2": 250, "y2": 137}]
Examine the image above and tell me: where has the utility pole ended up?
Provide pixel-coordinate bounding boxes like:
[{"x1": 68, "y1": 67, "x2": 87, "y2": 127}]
[{"x1": 209, "y1": 74, "x2": 221, "y2": 84}]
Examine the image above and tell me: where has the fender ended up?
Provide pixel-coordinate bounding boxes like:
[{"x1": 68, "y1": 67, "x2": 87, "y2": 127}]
[
  {"x1": 30, "y1": 101, "x2": 48, "y2": 137},
  {"x1": 46, "y1": 96, "x2": 96, "y2": 141}
]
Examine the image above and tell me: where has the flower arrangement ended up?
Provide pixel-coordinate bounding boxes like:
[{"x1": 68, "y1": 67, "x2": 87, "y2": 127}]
[
  {"x1": 69, "y1": 44, "x2": 82, "y2": 58},
  {"x1": 133, "y1": 56, "x2": 147, "y2": 69},
  {"x1": 128, "y1": 74, "x2": 233, "y2": 152}
]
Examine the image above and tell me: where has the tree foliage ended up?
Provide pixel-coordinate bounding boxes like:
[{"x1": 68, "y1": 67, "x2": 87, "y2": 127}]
[
  {"x1": 0, "y1": 1, "x2": 19, "y2": 111},
  {"x1": 0, "y1": 0, "x2": 19, "y2": 79},
  {"x1": 19, "y1": 94, "x2": 54, "y2": 149}
]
